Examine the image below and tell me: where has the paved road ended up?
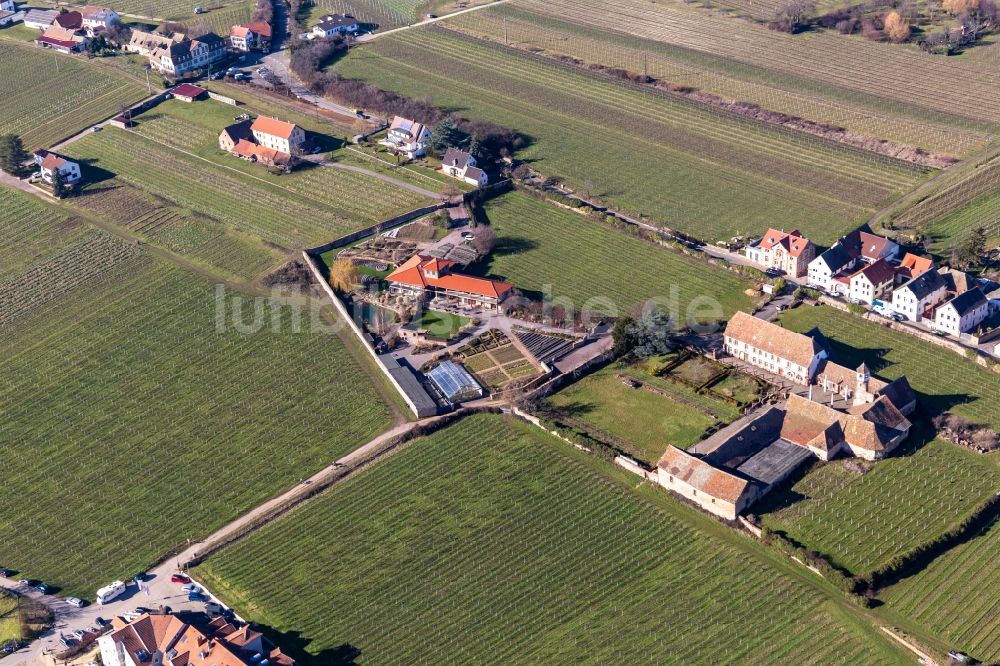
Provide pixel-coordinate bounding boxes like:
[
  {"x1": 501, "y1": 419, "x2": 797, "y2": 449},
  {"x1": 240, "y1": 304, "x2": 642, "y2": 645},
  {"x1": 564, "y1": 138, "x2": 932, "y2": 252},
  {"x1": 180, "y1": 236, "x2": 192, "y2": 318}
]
[{"x1": 356, "y1": 0, "x2": 512, "y2": 42}]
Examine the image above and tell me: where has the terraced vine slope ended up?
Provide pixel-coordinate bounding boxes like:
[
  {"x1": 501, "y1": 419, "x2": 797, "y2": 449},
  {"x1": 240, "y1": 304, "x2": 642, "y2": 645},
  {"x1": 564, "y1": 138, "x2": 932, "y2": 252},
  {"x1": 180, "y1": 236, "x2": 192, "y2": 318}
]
[
  {"x1": 0, "y1": 40, "x2": 146, "y2": 150},
  {"x1": 196, "y1": 414, "x2": 908, "y2": 665},
  {"x1": 333, "y1": 27, "x2": 926, "y2": 244}
]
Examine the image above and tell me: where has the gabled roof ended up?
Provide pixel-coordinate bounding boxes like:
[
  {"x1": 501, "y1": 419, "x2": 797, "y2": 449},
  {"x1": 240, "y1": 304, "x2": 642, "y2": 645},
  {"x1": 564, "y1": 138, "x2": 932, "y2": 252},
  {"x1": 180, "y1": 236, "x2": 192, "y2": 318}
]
[
  {"x1": 813, "y1": 244, "x2": 854, "y2": 273},
  {"x1": 876, "y1": 376, "x2": 916, "y2": 413},
  {"x1": 245, "y1": 20, "x2": 272, "y2": 37},
  {"x1": 24, "y1": 8, "x2": 59, "y2": 25},
  {"x1": 388, "y1": 116, "x2": 428, "y2": 141},
  {"x1": 657, "y1": 445, "x2": 752, "y2": 504},
  {"x1": 898, "y1": 268, "x2": 945, "y2": 300},
  {"x1": 851, "y1": 258, "x2": 895, "y2": 286},
  {"x1": 171, "y1": 83, "x2": 206, "y2": 99},
  {"x1": 230, "y1": 24, "x2": 251, "y2": 38},
  {"x1": 859, "y1": 232, "x2": 894, "y2": 261},
  {"x1": 846, "y1": 396, "x2": 910, "y2": 453},
  {"x1": 387, "y1": 254, "x2": 512, "y2": 299},
  {"x1": 82, "y1": 5, "x2": 117, "y2": 20},
  {"x1": 780, "y1": 394, "x2": 844, "y2": 452},
  {"x1": 898, "y1": 252, "x2": 934, "y2": 277},
  {"x1": 758, "y1": 228, "x2": 812, "y2": 257},
  {"x1": 465, "y1": 166, "x2": 485, "y2": 181},
  {"x1": 37, "y1": 150, "x2": 75, "y2": 171},
  {"x1": 220, "y1": 119, "x2": 254, "y2": 143},
  {"x1": 941, "y1": 288, "x2": 988, "y2": 317},
  {"x1": 939, "y1": 267, "x2": 976, "y2": 295},
  {"x1": 315, "y1": 13, "x2": 356, "y2": 30},
  {"x1": 724, "y1": 311, "x2": 823, "y2": 368},
  {"x1": 53, "y1": 11, "x2": 82, "y2": 29},
  {"x1": 251, "y1": 116, "x2": 298, "y2": 140},
  {"x1": 442, "y1": 147, "x2": 472, "y2": 169},
  {"x1": 814, "y1": 359, "x2": 886, "y2": 393}
]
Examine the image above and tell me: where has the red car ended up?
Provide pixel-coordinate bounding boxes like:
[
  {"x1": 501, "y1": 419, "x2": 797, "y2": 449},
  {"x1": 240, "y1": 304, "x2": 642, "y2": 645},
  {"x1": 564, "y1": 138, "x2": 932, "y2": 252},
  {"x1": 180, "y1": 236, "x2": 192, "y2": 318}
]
[{"x1": 170, "y1": 574, "x2": 191, "y2": 584}]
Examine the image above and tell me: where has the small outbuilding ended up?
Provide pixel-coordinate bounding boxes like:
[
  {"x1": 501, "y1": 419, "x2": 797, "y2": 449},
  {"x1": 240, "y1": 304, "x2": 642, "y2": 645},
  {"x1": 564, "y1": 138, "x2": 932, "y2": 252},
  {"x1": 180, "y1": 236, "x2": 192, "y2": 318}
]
[
  {"x1": 428, "y1": 360, "x2": 484, "y2": 403},
  {"x1": 171, "y1": 83, "x2": 207, "y2": 102}
]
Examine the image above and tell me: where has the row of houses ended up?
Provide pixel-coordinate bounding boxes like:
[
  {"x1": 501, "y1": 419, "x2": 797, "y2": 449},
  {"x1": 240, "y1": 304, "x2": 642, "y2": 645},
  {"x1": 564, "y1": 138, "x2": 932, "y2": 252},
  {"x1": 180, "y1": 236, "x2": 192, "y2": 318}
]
[
  {"x1": 747, "y1": 224, "x2": 998, "y2": 336},
  {"x1": 16, "y1": 5, "x2": 121, "y2": 52},
  {"x1": 99, "y1": 611, "x2": 295, "y2": 666},
  {"x1": 380, "y1": 116, "x2": 490, "y2": 186},
  {"x1": 662, "y1": 311, "x2": 917, "y2": 520},
  {"x1": 127, "y1": 29, "x2": 227, "y2": 76}
]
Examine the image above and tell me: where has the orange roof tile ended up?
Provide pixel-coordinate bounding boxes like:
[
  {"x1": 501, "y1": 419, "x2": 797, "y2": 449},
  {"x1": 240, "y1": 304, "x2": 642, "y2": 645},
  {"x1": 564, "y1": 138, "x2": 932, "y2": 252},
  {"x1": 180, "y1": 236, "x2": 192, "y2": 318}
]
[
  {"x1": 657, "y1": 446, "x2": 751, "y2": 504},
  {"x1": 899, "y1": 253, "x2": 933, "y2": 276},
  {"x1": 387, "y1": 255, "x2": 512, "y2": 299},
  {"x1": 251, "y1": 116, "x2": 297, "y2": 140},
  {"x1": 724, "y1": 311, "x2": 823, "y2": 368}
]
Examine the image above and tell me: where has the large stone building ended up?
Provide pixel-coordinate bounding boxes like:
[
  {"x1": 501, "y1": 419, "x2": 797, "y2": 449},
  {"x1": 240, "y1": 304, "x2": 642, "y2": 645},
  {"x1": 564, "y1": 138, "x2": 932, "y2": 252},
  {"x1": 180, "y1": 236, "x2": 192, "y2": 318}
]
[
  {"x1": 723, "y1": 311, "x2": 826, "y2": 384},
  {"x1": 744, "y1": 228, "x2": 815, "y2": 277}
]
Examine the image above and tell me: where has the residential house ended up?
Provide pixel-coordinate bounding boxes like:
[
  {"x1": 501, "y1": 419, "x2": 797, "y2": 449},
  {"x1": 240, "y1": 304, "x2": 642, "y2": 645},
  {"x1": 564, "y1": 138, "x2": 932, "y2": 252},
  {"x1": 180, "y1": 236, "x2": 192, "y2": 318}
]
[
  {"x1": 440, "y1": 147, "x2": 488, "y2": 187},
  {"x1": 386, "y1": 255, "x2": 513, "y2": 310},
  {"x1": 219, "y1": 118, "x2": 296, "y2": 169},
  {"x1": 848, "y1": 258, "x2": 895, "y2": 305},
  {"x1": 381, "y1": 116, "x2": 430, "y2": 159},
  {"x1": 895, "y1": 252, "x2": 934, "y2": 284},
  {"x1": 806, "y1": 224, "x2": 897, "y2": 294},
  {"x1": 723, "y1": 310, "x2": 826, "y2": 384},
  {"x1": 53, "y1": 10, "x2": 82, "y2": 29},
  {"x1": 657, "y1": 446, "x2": 758, "y2": 521},
  {"x1": 939, "y1": 266, "x2": 977, "y2": 295},
  {"x1": 311, "y1": 13, "x2": 357, "y2": 38},
  {"x1": 81, "y1": 5, "x2": 119, "y2": 33},
  {"x1": 744, "y1": 228, "x2": 815, "y2": 277},
  {"x1": 251, "y1": 116, "x2": 305, "y2": 156},
  {"x1": 218, "y1": 119, "x2": 254, "y2": 152},
  {"x1": 229, "y1": 21, "x2": 271, "y2": 51},
  {"x1": 33, "y1": 150, "x2": 81, "y2": 185},
  {"x1": 22, "y1": 8, "x2": 58, "y2": 29},
  {"x1": 891, "y1": 269, "x2": 947, "y2": 322},
  {"x1": 36, "y1": 23, "x2": 87, "y2": 51},
  {"x1": 935, "y1": 288, "x2": 990, "y2": 336},
  {"x1": 0, "y1": 0, "x2": 15, "y2": 12},
  {"x1": 813, "y1": 360, "x2": 917, "y2": 416},
  {"x1": 147, "y1": 32, "x2": 225, "y2": 76},
  {"x1": 782, "y1": 393, "x2": 911, "y2": 461},
  {"x1": 98, "y1": 612, "x2": 296, "y2": 666}
]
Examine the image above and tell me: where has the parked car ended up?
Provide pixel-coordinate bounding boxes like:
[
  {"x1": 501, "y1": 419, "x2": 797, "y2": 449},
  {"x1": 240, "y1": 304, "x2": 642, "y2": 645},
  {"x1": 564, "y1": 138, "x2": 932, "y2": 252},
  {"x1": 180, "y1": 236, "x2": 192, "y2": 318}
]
[
  {"x1": 193, "y1": 5, "x2": 204, "y2": 13},
  {"x1": 90, "y1": 125, "x2": 101, "y2": 132},
  {"x1": 17, "y1": 579, "x2": 31, "y2": 587},
  {"x1": 204, "y1": 601, "x2": 224, "y2": 616},
  {"x1": 70, "y1": 630, "x2": 85, "y2": 640},
  {"x1": 825, "y1": 291, "x2": 839, "y2": 298},
  {"x1": 226, "y1": 66, "x2": 240, "y2": 75},
  {"x1": 171, "y1": 574, "x2": 190, "y2": 584},
  {"x1": 96, "y1": 581, "x2": 126, "y2": 605},
  {"x1": 65, "y1": 597, "x2": 85, "y2": 608},
  {"x1": 0, "y1": 569, "x2": 13, "y2": 578},
  {"x1": 95, "y1": 617, "x2": 110, "y2": 628},
  {"x1": 132, "y1": 572, "x2": 146, "y2": 583},
  {"x1": 891, "y1": 313, "x2": 904, "y2": 321},
  {"x1": 34, "y1": 583, "x2": 48, "y2": 594},
  {"x1": 849, "y1": 297, "x2": 864, "y2": 305},
  {"x1": 181, "y1": 583, "x2": 201, "y2": 594},
  {"x1": 234, "y1": 73, "x2": 251, "y2": 81},
  {"x1": 460, "y1": 231, "x2": 474, "y2": 239},
  {"x1": 764, "y1": 268, "x2": 782, "y2": 277},
  {"x1": 188, "y1": 591, "x2": 208, "y2": 602},
  {"x1": 211, "y1": 71, "x2": 225, "y2": 80},
  {"x1": 58, "y1": 636, "x2": 73, "y2": 648}
]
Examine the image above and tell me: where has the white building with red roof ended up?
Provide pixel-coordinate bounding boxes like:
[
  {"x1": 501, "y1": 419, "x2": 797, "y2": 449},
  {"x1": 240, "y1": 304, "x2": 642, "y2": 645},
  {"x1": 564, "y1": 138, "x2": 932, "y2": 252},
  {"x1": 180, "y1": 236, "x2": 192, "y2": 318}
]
[
  {"x1": 81, "y1": 5, "x2": 120, "y2": 31},
  {"x1": 250, "y1": 116, "x2": 304, "y2": 156},
  {"x1": 229, "y1": 21, "x2": 271, "y2": 51},
  {"x1": 33, "y1": 149, "x2": 81, "y2": 185},
  {"x1": 744, "y1": 228, "x2": 815, "y2": 277},
  {"x1": 848, "y1": 257, "x2": 895, "y2": 305},
  {"x1": 387, "y1": 254, "x2": 513, "y2": 310}
]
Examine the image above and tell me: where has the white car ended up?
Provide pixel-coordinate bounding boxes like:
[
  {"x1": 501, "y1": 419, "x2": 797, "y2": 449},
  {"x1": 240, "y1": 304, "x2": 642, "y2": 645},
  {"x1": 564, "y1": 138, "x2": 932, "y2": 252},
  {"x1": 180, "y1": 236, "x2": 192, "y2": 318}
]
[
  {"x1": 460, "y1": 232, "x2": 474, "y2": 239},
  {"x1": 65, "y1": 597, "x2": 84, "y2": 608},
  {"x1": 181, "y1": 583, "x2": 201, "y2": 594},
  {"x1": 70, "y1": 630, "x2": 85, "y2": 640}
]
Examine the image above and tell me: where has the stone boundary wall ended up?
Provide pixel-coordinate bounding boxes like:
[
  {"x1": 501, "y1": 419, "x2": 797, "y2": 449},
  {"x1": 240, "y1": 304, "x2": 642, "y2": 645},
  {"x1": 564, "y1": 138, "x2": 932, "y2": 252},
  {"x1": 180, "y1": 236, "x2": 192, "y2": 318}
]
[
  {"x1": 304, "y1": 204, "x2": 443, "y2": 255},
  {"x1": 301, "y1": 250, "x2": 428, "y2": 418},
  {"x1": 207, "y1": 91, "x2": 240, "y2": 106}
]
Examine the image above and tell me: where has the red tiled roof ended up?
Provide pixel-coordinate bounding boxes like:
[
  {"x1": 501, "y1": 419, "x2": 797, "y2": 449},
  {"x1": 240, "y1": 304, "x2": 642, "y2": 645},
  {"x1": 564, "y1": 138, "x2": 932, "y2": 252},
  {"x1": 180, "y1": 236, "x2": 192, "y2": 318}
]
[
  {"x1": 54, "y1": 11, "x2": 82, "y2": 29},
  {"x1": 387, "y1": 255, "x2": 512, "y2": 300},
  {"x1": 231, "y1": 25, "x2": 251, "y2": 38},
  {"x1": 852, "y1": 258, "x2": 895, "y2": 286},
  {"x1": 859, "y1": 232, "x2": 891, "y2": 260},
  {"x1": 39, "y1": 153, "x2": 69, "y2": 170},
  {"x1": 251, "y1": 116, "x2": 297, "y2": 140},
  {"x1": 245, "y1": 20, "x2": 271, "y2": 37},
  {"x1": 758, "y1": 228, "x2": 812, "y2": 257},
  {"x1": 724, "y1": 311, "x2": 823, "y2": 369},
  {"x1": 898, "y1": 253, "x2": 933, "y2": 276},
  {"x1": 172, "y1": 83, "x2": 206, "y2": 99},
  {"x1": 657, "y1": 446, "x2": 750, "y2": 504}
]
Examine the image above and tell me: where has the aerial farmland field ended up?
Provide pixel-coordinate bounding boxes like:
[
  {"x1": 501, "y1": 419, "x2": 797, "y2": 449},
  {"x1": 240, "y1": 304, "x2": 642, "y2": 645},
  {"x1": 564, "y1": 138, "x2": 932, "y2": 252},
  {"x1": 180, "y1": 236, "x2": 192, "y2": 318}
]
[
  {"x1": 195, "y1": 413, "x2": 909, "y2": 665},
  {"x1": 881, "y1": 518, "x2": 1000, "y2": 662},
  {"x1": 0, "y1": 195, "x2": 395, "y2": 595},
  {"x1": 61, "y1": 124, "x2": 432, "y2": 252},
  {"x1": 777, "y1": 306, "x2": 1000, "y2": 430},
  {"x1": 332, "y1": 28, "x2": 926, "y2": 244},
  {"x1": 472, "y1": 191, "x2": 752, "y2": 318},
  {"x1": 758, "y1": 437, "x2": 1000, "y2": 575},
  {"x1": 0, "y1": 41, "x2": 146, "y2": 150},
  {"x1": 445, "y1": 6, "x2": 991, "y2": 158}
]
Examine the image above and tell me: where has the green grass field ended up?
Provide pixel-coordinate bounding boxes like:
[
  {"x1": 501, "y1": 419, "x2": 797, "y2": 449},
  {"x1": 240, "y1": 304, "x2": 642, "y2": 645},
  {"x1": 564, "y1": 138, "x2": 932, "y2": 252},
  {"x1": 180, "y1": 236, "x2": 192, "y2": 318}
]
[
  {"x1": 778, "y1": 306, "x2": 1000, "y2": 430},
  {"x1": 881, "y1": 518, "x2": 1000, "y2": 662},
  {"x1": 471, "y1": 191, "x2": 752, "y2": 318},
  {"x1": 446, "y1": 6, "x2": 990, "y2": 158},
  {"x1": 546, "y1": 361, "x2": 742, "y2": 463},
  {"x1": 0, "y1": 41, "x2": 146, "y2": 150},
  {"x1": 759, "y1": 437, "x2": 1000, "y2": 575},
  {"x1": 0, "y1": 194, "x2": 394, "y2": 596},
  {"x1": 0, "y1": 595, "x2": 18, "y2": 646},
  {"x1": 414, "y1": 309, "x2": 468, "y2": 337},
  {"x1": 195, "y1": 413, "x2": 908, "y2": 665},
  {"x1": 333, "y1": 28, "x2": 926, "y2": 244}
]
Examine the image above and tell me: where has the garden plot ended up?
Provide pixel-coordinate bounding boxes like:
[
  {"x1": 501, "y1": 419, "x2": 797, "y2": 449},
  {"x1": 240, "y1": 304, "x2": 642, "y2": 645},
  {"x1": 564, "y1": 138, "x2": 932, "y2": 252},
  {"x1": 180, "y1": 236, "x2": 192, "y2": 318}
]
[{"x1": 454, "y1": 329, "x2": 540, "y2": 391}]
